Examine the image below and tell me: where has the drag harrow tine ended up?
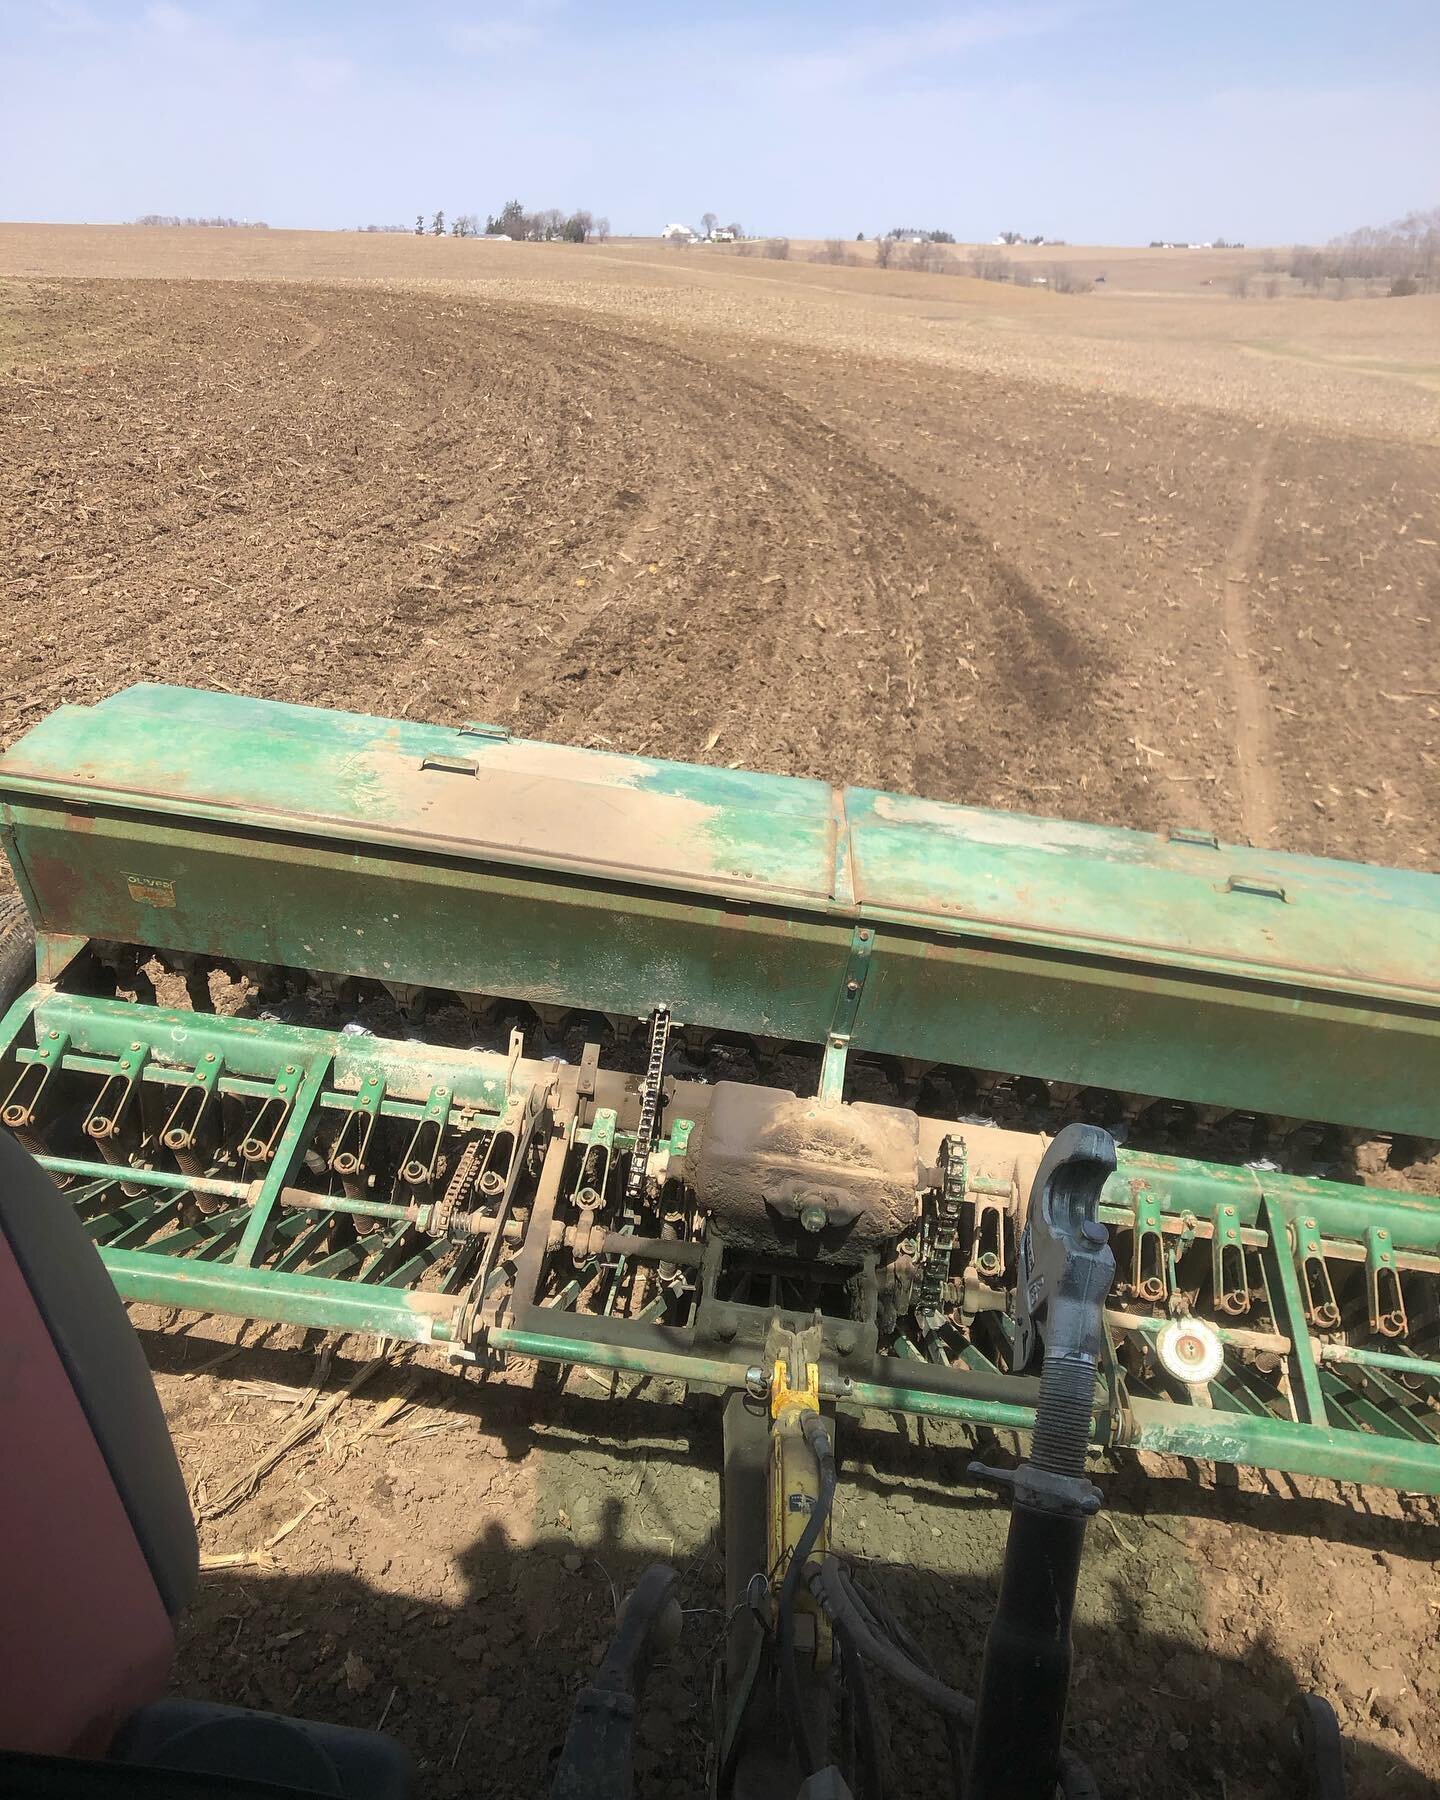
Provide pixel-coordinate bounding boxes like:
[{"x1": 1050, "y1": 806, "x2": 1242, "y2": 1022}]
[
  {"x1": 159, "y1": 1055, "x2": 223, "y2": 1157},
  {"x1": 2, "y1": 1030, "x2": 68, "y2": 1145},
  {"x1": 398, "y1": 1083, "x2": 452, "y2": 1189},
  {"x1": 1365, "y1": 1226, "x2": 1408, "y2": 1340},
  {"x1": 1211, "y1": 1202, "x2": 1252, "y2": 1315},
  {"x1": 1294, "y1": 1216, "x2": 1342, "y2": 1331},
  {"x1": 84, "y1": 1045, "x2": 146, "y2": 1144},
  {"x1": 239, "y1": 1065, "x2": 302, "y2": 1164},
  {"x1": 1130, "y1": 1186, "x2": 1168, "y2": 1302}
]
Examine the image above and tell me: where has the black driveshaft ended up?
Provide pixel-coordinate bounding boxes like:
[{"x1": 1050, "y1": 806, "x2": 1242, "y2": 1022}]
[{"x1": 967, "y1": 1123, "x2": 1117, "y2": 1800}]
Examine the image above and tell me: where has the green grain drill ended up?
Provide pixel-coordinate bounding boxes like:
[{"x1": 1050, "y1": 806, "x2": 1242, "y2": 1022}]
[{"x1": 1, "y1": 683, "x2": 1438, "y2": 1493}]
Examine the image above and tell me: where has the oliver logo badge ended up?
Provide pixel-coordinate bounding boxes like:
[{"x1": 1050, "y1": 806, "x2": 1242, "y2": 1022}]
[{"x1": 127, "y1": 875, "x2": 177, "y2": 908}]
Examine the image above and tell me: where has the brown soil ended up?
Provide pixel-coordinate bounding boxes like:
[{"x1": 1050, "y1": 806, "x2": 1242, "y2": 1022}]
[{"x1": 3, "y1": 255, "x2": 1439, "y2": 1799}]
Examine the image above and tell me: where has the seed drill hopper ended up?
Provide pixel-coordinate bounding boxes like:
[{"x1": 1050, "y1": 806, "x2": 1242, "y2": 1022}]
[
  {"x1": 3, "y1": 684, "x2": 1438, "y2": 1797},
  {"x1": 0, "y1": 683, "x2": 1438, "y2": 1489}
]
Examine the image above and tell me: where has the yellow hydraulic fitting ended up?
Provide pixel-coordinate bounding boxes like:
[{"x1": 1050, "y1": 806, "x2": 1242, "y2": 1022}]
[{"x1": 770, "y1": 1358, "x2": 822, "y2": 1420}]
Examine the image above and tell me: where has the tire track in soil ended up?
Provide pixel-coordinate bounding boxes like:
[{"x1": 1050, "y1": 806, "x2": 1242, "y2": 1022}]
[{"x1": 1221, "y1": 432, "x2": 1281, "y2": 845}]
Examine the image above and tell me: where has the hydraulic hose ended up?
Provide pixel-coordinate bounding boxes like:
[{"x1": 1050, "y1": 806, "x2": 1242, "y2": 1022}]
[
  {"x1": 831, "y1": 1612, "x2": 884, "y2": 1800},
  {"x1": 778, "y1": 1413, "x2": 837, "y2": 1778},
  {"x1": 811, "y1": 1557, "x2": 973, "y2": 1720},
  {"x1": 841, "y1": 1568, "x2": 967, "y2": 1800},
  {"x1": 818, "y1": 1561, "x2": 1101, "y2": 1800}
]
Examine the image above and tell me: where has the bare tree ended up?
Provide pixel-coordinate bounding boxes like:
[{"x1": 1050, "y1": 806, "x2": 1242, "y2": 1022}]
[
  {"x1": 1046, "y1": 262, "x2": 1090, "y2": 295},
  {"x1": 431, "y1": 210, "x2": 446, "y2": 236},
  {"x1": 968, "y1": 245, "x2": 1010, "y2": 282},
  {"x1": 452, "y1": 213, "x2": 480, "y2": 238},
  {"x1": 817, "y1": 238, "x2": 851, "y2": 264},
  {"x1": 1229, "y1": 272, "x2": 1251, "y2": 299},
  {"x1": 415, "y1": 213, "x2": 425, "y2": 235},
  {"x1": 724, "y1": 221, "x2": 742, "y2": 240},
  {"x1": 701, "y1": 211, "x2": 718, "y2": 238},
  {"x1": 133, "y1": 214, "x2": 269, "y2": 228},
  {"x1": 903, "y1": 241, "x2": 952, "y2": 273},
  {"x1": 873, "y1": 235, "x2": 894, "y2": 269},
  {"x1": 762, "y1": 237, "x2": 790, "y2": 260},
  {"x1": 1287, "y1": 204, "x2": 1440, "y2": 295},
  {"x1": 594, "y1": 216, "x2": 611, "y2": 242}
]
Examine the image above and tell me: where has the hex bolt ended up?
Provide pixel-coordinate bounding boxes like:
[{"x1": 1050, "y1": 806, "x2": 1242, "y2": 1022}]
[{"x1": 845, "y1": 978, "x2": 860, "y2": 997}]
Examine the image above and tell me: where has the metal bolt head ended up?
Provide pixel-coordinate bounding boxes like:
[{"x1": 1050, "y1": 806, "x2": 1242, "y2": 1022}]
[
  {"x1": 845, "y1": 978, "x2": 860, "y2": 997},
  {"x1": 834, "y1": 1327, "x2": 857, "y2": 1356},
  {"x1": 205, "y1": 1052, "x2": 215, "y2": 1062},
  {"x1": 799, "y1": 1203, "x2": 829, "y2": 1235}
]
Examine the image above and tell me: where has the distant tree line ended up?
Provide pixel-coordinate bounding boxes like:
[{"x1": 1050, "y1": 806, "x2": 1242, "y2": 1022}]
[
  {"x1": 352, "y1": 203, "x2": 611, "y2": 242},
  {"x1": 132, "y1": 215, "x2": 269, "y2": 228},
  {"x1": 480, "y1": 200, "x2": 610, "y2": 242},
  {"x1": 1287, "y1": 205, "x2": 1439, "y2": 295}
]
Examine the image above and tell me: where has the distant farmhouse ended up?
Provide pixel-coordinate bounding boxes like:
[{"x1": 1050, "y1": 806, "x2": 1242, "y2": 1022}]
[{"x1": 662, "y1": 222, "x2": 696, "y2": 242}]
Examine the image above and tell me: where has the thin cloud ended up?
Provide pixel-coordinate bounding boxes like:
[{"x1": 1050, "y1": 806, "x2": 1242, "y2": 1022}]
[
  {"x1": 446, "y1": 18, "x2": 540, "y2": 55},
  {"x1": 144, "y1": 2, "x2": 194, "y2": 33},
  {"x1": 769, "y1": 4, "x2": 1093, "y2": 94},
  {"x1": 444, "y1": 0, "x2": 564, "y2": 57}
]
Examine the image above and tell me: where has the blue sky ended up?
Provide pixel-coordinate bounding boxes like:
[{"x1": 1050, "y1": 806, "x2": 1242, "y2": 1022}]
[{"x1": 2, "y1": 1, "x2": 1436, "y2": 242}]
